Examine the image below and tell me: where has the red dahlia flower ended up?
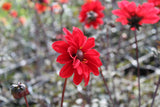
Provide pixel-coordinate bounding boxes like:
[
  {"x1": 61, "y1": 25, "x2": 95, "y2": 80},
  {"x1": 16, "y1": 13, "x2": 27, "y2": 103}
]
[
  {"x1": 148, "y1": 0, "x2": 160, "y2": 7},
  {"x1": 52, "y1": 27, "x2": 102, "y2": 86},
  {"x1": 148, "y1": 0, "x2": 160, "y2": 15},
  {"x1": 19, "y1": 16, "x2": 26, "y2": 25},
  {"x1": 35, "y1": 3, "x2": 47, "y2": 14},
  {"x1": 84, "y1": 0, "x2": 96, "y2": 3},
  {"x1": 51, "y1": 3, "x2": 62, "y2": 14},
  {"x1": 79, "y1": 0, "x2": 105, "y2": 29},
  {"x1": 112, "y1": 1, "x2": 160, "y2": 30},
  {"x1": 10, "y1": 10, "x2": 18, "y2": 18},
  {"x1": 59, "y1": 0, "x2": 68, "y2": 4},
  {"x1": 2, "y1": 2, "x2": 12, "y2": 11}
]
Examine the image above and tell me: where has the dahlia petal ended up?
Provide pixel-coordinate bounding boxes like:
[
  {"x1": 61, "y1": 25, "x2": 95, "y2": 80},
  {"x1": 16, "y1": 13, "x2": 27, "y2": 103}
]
[
  {"x1": 63, "y1": 28, "x2": 72, "y2": 37},
  {"x1": 85, "y1": 49, "x2": 100, "y2": 56},
  {"x1": 56, "y1": 54, "x2": 71, "y2": 64},
  {"x1": 63, "y1": 28, "x2": 78, "y2": 47},
  {"x1": 85, "y1": 24, "x2": 91, "y2": 29},
  {"x1": 73, "y1": 59, "x2": 80, "y2": 68},
  {"x1": 82, "y1": 63, "x2": 89, "y2": 79},
  {"x1": 96, "y1": 12, "x2": 105, "y2": 18},
  {"x1": 65, "y1": 36, "x2": 77, "y2": 47},
  {"x1": 93, "y1": 23, "x2": 98, "y2": 29},
  {"x1": 35, "y1": 3, "x2": 47, "y2": 14},
  {"x1": 82, "y1": 37, "x2": 95, "y2": 50},
  {"x1": 131, "y1": 27, "x2": 136, "y2": 31},
  {"x1": 96, "y1": 18, "x2": 104, "y2": 25},
  {"x1": 73, "y1": 71, "x2": 83, "y2": 85},
  {"x1": 84, "y1": 73, "x2": 90, "y2": 86},
  {"x1": 76, "y1": 63, "x2": 83, "y2": 75},
  {"x1": 85, "y1": 55, "x2": 102, "y2": 67},
  {"x1": 116, "y1": 17, "x2": 128, "y2": 25},
  {"x1": 72, "y1": 27, "x2": 86, "y2": 48},
  {"x1": 136, "y1": 2, "x2": 160, "y2": 25},
  {"x1": 52, "y1": 41, "x2": 69, "y2": 53},
  {"x1": 118, "y1": 1, "x2": 136, "y2": 11},
  {"x1": 137, "y1": 3, "x2": 159, "y2": 17},
  {"x1": 59, "y1": 62, "x2": 74, "y2": 78},
  {"x1": 112, "y1": 10, "x2": 130, "y2": 18},
  {"x1": 87, "y1": 62, "x2": 99, "y2": 76},
  {"x1": 140, "y1": 16, "x2": 160, "y2": 24},
  {"x1": 67, "y1": 46, "x2": 77, "y2": 58}
]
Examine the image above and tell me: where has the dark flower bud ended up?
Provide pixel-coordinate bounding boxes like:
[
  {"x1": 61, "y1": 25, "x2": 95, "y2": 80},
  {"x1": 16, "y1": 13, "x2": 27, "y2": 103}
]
[{"x1": 11, "y1": 82, "x2": 29, "y2": 99}]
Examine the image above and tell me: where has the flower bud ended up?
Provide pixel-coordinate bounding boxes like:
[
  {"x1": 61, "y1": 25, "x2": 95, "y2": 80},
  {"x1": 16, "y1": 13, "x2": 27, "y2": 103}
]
[{"x1": 11, "y1": 82, "x2": 29, "y2": 99}]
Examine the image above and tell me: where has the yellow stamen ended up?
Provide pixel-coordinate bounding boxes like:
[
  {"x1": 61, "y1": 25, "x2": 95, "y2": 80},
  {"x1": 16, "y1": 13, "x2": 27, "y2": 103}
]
[{"x1": 80, "y1": 47, "x2": 82, "y2": 49}]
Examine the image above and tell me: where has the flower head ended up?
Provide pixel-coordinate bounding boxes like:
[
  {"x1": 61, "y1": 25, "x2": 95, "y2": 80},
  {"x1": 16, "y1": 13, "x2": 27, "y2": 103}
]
[
  {"x1": 19, "y1": 16, "x2": 26, "y2": 25},
  {"x1": 51, "y1": 3, "x2": 62, "y2": 14},
  {"x1": 112, "y1": 1, "x2": 160, "y2": 30},
  {"x1": 11, "y1": 82, "x2": 29, "y2": 99},
  {"x1": 52, "y1": 27, "x2": 102, "y2": 86},
  {"x1": 79, "y1": 0, "x2": 105, "y2": 29},
  {"x1": 10, "y1": 10, "x2": 18, "y2": 18},
  {"x1": 148, "y1": 0, "x2": 160, "y2": 15},
  {"x1": 148, "y1": 0, "x2": 160, "y2": 7},
  {"x1": 84, "y1": 0, "x2": 96, "y2": 3},
  {"x1": 59, "y1": 0, "x2": 68, "y2": 4},
  {"x1": 2, "y1": 2, "x2": 12, "y2": 11},
  {"x1": 35, "y1": 3, "x2": 47, "y2": 14}
]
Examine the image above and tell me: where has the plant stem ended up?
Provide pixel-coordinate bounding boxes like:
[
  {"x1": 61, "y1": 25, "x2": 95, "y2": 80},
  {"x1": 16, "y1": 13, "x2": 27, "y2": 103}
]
[
  {"x1": 24, "y1": 96, "x2": 29, "y2": 107},
  {"x1": 106, "y1": 27, "x2": 110, "y2": 70},
  {"x1": 61, "y1": 78, "x2": 67, "y2": 107},
  {"x1": 100, "y1": 67, "x2": 114, "y2": 107},
  {"x1": 151, "y1": 75, "x2": 160, "y2": 107},
  {"x1": 134, "y1": 31, "x2": 141, "y2": 107},
  {"x1": 60, "y1": 4, "x2": 64, "y2": 34}
]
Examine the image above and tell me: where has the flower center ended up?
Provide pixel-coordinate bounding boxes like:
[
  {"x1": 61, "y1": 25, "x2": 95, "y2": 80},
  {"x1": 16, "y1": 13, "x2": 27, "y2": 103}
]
[
  {"x1": 86, "y1": 11, "x2": 98, "y2": 23},
  {"x1": 128, "y1": 16, "x2": 142, "y2": 30},
  {"x1": 76, "y1": 49, "x2": 84, "y2": 61}
]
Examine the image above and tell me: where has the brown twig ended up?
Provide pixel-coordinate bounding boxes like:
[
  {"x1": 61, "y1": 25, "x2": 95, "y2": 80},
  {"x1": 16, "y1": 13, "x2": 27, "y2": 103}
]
[
  {"x1": 24, "y1": 96, "x2": 29, "y2": 107},
  {"x1": 61, "y1": 78, "x2": 68, "y2": 107},
  {"x1": 100, "y1": 67, "x2": 115, "y2": 107},
  {"x1": 134, "y1": 31, "x2": 141, "y2": 107}
]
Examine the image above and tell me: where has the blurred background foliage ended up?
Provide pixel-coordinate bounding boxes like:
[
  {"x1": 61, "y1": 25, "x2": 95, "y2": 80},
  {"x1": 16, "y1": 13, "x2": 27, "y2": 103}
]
[{"x1": 0, "y1": 0, "x2": 160, "y2": 107}]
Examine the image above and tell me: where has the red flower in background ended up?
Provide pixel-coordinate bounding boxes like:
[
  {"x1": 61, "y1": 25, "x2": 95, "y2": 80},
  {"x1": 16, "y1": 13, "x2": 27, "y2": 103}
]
[
  {"x1": 148, "y1": 0, "x2": 160, "y2": 7},
  {"x1": 35, "y1": 3, "x2": 47, "y2": 14},
  {"x1": 52, "y1": 27, "x2": 102, "y2": 86},
  {"x1": 51, "y1": 3, "x2": 62, "y2": 14},
  {"x1": 10, "y1": 10, "x2": 18, "y2": 18},
  {"x1": 84, "y1": 0, "x2": 96, "y2": 3},
  {"x1": 79, "y1": 0, "x2": 105, "y2": 29},
  {"x1": 59, "y1": 0, "x2": 68, "y2": 4},
  {"x1": 112, "y1": 1, "x2": 160, "y2": 30},
  {"x1": 2, "y1": 2, "x2": 12, "y2": 11},
  {"x1": 38, "y1": 0, "x2": 49, "y2": 4},
  {"x1": 19, "y1": 16, "x2": 26, "y2": 25},
  {"x1": 148, "y1": 0, "x2": 160, "y2": 15}
]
